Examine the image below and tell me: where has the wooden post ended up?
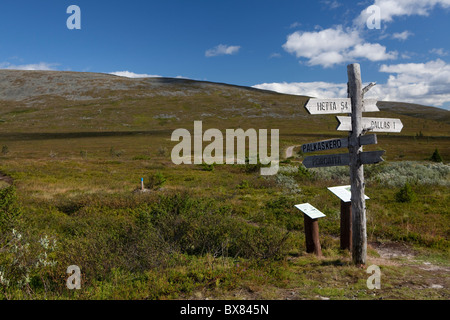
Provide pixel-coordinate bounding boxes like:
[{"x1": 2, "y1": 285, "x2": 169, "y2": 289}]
[
  {"x1": 340, "y1": 200, "x2": 352, "y2": 250},
  {"x1": 304, "y1": 215, "x2": 322, "y2": 256},
  {"x1": 141, "y1": 177, "x2": 144, "y2": 190},
  {"x1": 347, "y1": 63, "x2": 367, "y2": 266}
]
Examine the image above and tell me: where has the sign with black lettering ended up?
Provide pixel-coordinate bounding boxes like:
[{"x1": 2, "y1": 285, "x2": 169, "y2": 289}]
[
  {"x1": 305, "y1": 98, "x2": 379, "y2": 115},
  {"x1": 301, "y1": 134, "x2": 377, "y2": 153},
  {"x1": 336, "y1": 116, "x2": 403, "y2": 133},
  {"x1": 302, "y1": 150, "x2": 385, "y2": 168}
]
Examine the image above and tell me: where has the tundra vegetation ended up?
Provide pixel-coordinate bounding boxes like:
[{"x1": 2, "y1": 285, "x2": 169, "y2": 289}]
[{"x1": 0, "y1": 71, "x2": 448, "y2": 299}]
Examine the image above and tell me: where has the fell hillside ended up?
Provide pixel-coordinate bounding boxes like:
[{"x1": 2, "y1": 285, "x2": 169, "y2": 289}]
[
  {"x1": 0, "y1": 70, "x2": 449, "y2": 160},
  {"x1": 377, "y1": 101, "x2": 450, "y2": 124}
]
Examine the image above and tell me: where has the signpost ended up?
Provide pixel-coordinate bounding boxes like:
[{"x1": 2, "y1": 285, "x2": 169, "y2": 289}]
[
  {"x1": 294, "y1": 203, "x2": 326, "y2": 256},
  {"x1": 301, "y1": 63, "x2": 403, "y2": 265},
  {"x1": 304, "y1": 98, "x2": 379, "y2": 114},
  {"x1": 301, "y1": 134, "x2": 377, "y2": 154},
  {"x1": 302, "y1": 150, "x2": 384, "y2": 168},
  {"x1": 336, "y1": 116, "x2": 404, "y2": 133}
]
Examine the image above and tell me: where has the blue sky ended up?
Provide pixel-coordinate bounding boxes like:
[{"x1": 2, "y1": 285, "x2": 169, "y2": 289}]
[{"x1": 1, "y1": 0, "x2": 450, "y2": 109}]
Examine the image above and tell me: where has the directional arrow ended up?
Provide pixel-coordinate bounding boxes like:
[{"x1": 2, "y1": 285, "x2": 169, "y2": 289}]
[
  {"x1": 336, "y1": 116, "x2": 403, "y2": 133},
  {"x1": 301, "y1": 134, "x2": 377, "y2": 153},
  {"x1": 302, "y1": 150, "x2": 384, "y2": 168},
  {"x1": 304, "y1": 98, "x2": 379, "y2": 115}
]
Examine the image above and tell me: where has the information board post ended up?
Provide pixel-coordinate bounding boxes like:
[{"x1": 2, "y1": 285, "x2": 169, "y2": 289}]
[
  {"x1": 304, "y1": 215, "x2": 322, "y2": 256},
  {"x1": 327, "y1": 185, "x2": 370, "y2": 252},
  {"x1": 294, "y1": 203, "x2": 326, "y2": 257}
]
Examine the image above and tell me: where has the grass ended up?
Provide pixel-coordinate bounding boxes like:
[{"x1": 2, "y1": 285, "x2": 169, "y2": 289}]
[
  {"x1": 0, "y1": 70, "x2": 449, "y2": 300},
  {"x1": 0, "y1": 155, "x2": 448, "y2": 300}
]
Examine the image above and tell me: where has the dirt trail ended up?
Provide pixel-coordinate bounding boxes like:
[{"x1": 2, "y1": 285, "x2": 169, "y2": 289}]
[
  {"x1": 211, "y1": 242, "x2": 449, "y2": 300},
  {"x1": 285, "y1": 145, "x2": 299, "y2": 158},
  {"x1": 0, "y1": 171, "x2": 14, "y2": 185}
]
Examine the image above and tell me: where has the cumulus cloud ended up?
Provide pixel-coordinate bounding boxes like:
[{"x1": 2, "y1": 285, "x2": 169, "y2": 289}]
[
  {"x1": 429, "y1": 48, "x2": 449, "y2": 56},
  {"x1": 355, "y1": 0, "x2": 450, "y2": 26},
  {"x1": 253, "y1": 81, "x2": 347, "y2": 98},
  {"x1": 391, "y1": 31, "x2": 414, "y2": 41},
  {"x1": 269, "y1": 53, "x2": 282, "y2": 59},
  {"x1": 205, "y1": 44, "x2": 241, "y2": 57},
  {"x1": 253, "y1": 59, "x2": 450, "y2": 108},
  {"x1": 289, "y1": 22, "x2": 302, "y2": 29},
  {"x1": 321, "y1": 0, "x2": 342, "y2": 9},
  {"x1": 349, "y1": 43, "x2": 397, "y2": 61},
  {"x1": 370, "y1": 59, "x2": 450, "y2": 106},
  {"x1": 0, "y1": 62, "x2": 58, "y2": 71},
  {"x1": 282, "y1": 26, "x2": 396, "y2": 67},
  {"x1": 110, "y1": 71, "x2": 161, "y2": 78}
]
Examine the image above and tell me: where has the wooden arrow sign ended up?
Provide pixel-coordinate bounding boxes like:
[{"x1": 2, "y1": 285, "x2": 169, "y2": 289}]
[
  {"x1": 305, "y1": 98, "x2": 379, "y2": 115},
  {"x1": 302, "y1": 150, "x2": 384, "y2": 168},
  {"x1": 301, "y1": 134, "x2": 377, "y2": 153},
  {"x1": 336, "y1": 116, "x2": 403, "y2": 133}
]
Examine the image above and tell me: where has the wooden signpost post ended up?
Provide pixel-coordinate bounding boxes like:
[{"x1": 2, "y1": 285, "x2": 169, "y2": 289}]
[
  {"x1": 294, "y1": 203, "x2": 326, "y2": 256},
  {"x1": 301, "y1": 63, "x2": 404, "y2": 265}
]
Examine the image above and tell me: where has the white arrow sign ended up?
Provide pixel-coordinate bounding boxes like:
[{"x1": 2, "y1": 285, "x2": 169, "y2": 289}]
[
  {"x1": 302, "y1": 150, "x2": 385, "y2": 168},
  {"x1": 305, "y1": 98, "x2": 379, "y2": 115},
  {"x1": 336, "y1": 116, "x2": 403, "y2": 133},
  {"x1": 301, "y1": 134, "x2": 377, "y2": 153}
]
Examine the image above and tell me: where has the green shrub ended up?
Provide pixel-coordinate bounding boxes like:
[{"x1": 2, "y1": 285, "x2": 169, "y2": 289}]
[
  {"x1": 275, "y1": 174, "x2": 301, "y2": 194},
  {"x1": 0, "y1": 229, "x2": 58, "y2": 293},
  {"x1": 430, "y1": 148, "x2": 443, "y2": 162},
  {"x1": 146, "y1": 171, "x2": 166, "y2": 190},
  {"x1": 132, "y1": 155, "x2": 151, "y2": 160},
  {"x1": 0, "y1": 186, "x2": 22, "y2": 232},
  {"x1": 237, "y1": 180, "x2": 249, "y2": 189},
  {"x1": 200, "y1": 163, "x2": 215, "y2": 171},
  {"x1": 109, "y1": 147, "x2": 124, "y2": 157},
  {"x1": 1, "y1": 145, "x2": 9, "y2": 155},
  {"x1": 367, "y1": 161, "x2": 450, "y2": 187},
  {"x1": 297, "y1": 164, "x2": 315, "y2": 180},
  {"x1": 395, "y1": 182, "x2": 416, "y2": 203}
]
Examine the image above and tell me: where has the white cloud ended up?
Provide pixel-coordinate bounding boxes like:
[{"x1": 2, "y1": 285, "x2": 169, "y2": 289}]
[
  {"x1": 391, "y1": 31, "x2": 414, "y2": 41},
  {"x1": 253, "y1": 81, "x2": 347, "y2": 98},
  {"x1": 0, "y1": 62, "x2": 58, "y2": 71},
  {"x1": 355, "y1": 0, "x2": 450, "y2": 26},
  {"x1": 205, "y1": 44, "x2": 241, "y2": 57},
  {"x1": 269, "y1": 53, "x2": 282, "y2": 59},
  {"x1": 110, "y1": 71, "x2": 161, "y2": 78},
  {"x1": 289, "y1": 22, "x2": 302, "y2": 29},
  {"x1": 282, "y1": 26, "x2": 396, "y2": 67},
  {"x1": 321, "y1": 0, "x2": 342, "y2": 9},
  {"x1": 253, "y1": 59, "x2": 450, "y2": 108},
  {"x1": 429, "y1": 48, "x2": 449, "y2": 56},
  {"x1": 283, "y1": 27, "x2": 360, "y2": 59},
  {"x1": 367, "y1": 59, "x2": 450, "y2": 106},
  {"x1": 348, "y1": 43, "x2": 398, "y2": 61}
]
